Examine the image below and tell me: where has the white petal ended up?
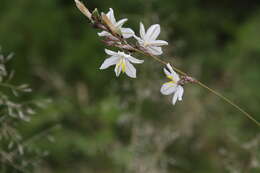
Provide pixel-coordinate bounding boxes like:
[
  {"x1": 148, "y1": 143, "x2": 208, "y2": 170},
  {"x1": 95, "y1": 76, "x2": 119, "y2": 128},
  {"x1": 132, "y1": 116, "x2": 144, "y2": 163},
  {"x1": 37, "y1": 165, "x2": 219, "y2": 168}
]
[
  {"x1": 125, "y1": 60, "x2": 136, "y2": 78},
  {"x1": 126, "y1": 56, "x2": 144, "y2": 64},
  {"x1": 160, "y1": 82, "x2": 177, "y2": 95},
  {"x1": 140, "y1": 22, "x2": 146, "y2": 39},
  {"x1": 174, "y1": 73, "x2": 180, "y2": 82},
  {"x1": 107, "y1": 8, "x2": 116, "y2": 25},
  {"x1": 177, "y1": 86, "x2": 184, "y2": 101},
  {"x1": 172, "y1": 92, "x2": 179, "y2": 105},
  {"x1": 146, "y1": 46, "x2": 163, "y2": 55},
  {"x1": 166, "y1": 64, "x2": 180, "y2": 81},
  {"x1": 100, "y1": 56, "x2": 119, "y2": 70},
  {"x1": 116, "y1": 18, "x2": 128, "y2": 28},
  {"x1": 98, "y1": 31, "x2": 111, "y2": 37},
  {"x1": 145, "y1": 24, "x2": 160, "y2": 41},
  {"x1": 105, "y1": 49, "x2": 118, "y2": 56},
  {"x1": 117, "y1": 51, "x2": 127, "y2": 57},
  {"x1": 166, "y1": 63, "x2": 174, "y2": 73},
  {"x1": 134, "y1": 35, "x2": 144, "y2": 44},
  {"x1": 163, "y1": 68, "x2": 172, "y2": 77},
  {"x1": 149, "y1": 40, "x2": 168, "y2": 46},
  {"x1": 121, "y1": 28, "x2": 135, "y2": 38},
  {"x1": 114, "y1": 62, "x2": 122, "y2": 77}
]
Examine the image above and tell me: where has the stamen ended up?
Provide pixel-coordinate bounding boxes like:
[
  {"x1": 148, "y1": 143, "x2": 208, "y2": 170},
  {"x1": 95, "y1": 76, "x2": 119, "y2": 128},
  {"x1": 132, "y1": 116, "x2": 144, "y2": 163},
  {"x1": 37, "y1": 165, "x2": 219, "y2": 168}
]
[
  {"x1": 116, "y1": 58, "x2": 126, "y2": 73},
  {"x1": 121, "y1": 59, "x2": 126, "y2": 72},
  {"x1": 166, "y1": 75, "x2": 176, "y2": 83}
]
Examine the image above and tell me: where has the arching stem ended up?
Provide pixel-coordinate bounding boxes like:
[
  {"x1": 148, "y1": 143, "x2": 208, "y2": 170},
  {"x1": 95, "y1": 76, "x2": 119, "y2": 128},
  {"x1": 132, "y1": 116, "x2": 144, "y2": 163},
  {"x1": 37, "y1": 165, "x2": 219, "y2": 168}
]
[
  {"x1": 134, "y1": 47, "x2": 260, "y2": 127},
  {"x1": 195, "y1": 81, "x2": 260, "y2": 126}
]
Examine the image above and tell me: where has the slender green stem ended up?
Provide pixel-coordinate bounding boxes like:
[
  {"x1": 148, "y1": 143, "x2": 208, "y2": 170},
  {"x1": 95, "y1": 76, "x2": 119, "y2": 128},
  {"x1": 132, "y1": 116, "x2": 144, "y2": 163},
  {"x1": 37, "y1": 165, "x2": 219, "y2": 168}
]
[
  {"x1": 134, "y1": 47, "x2": 260, "y2": 127},
  {"x1": 133, "y1": 48, "x2": 188, "y2": 76},
  {"x1": 196, "y1": 81, "x2": 260, "y2": 126}
]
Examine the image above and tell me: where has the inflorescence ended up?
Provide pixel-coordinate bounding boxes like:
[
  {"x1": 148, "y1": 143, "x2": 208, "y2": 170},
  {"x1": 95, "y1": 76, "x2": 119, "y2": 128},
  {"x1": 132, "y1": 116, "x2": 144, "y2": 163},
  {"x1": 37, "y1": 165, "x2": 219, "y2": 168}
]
[{"x1": 74, "y1": 0, "x2": 260, "y2": 126}]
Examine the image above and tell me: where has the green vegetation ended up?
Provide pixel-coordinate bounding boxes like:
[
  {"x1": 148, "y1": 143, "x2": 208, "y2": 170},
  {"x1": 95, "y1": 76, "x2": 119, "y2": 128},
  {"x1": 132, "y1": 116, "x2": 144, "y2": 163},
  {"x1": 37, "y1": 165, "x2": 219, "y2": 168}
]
[{"x1": 0, "y1": 0, "x2": 259, "y2": 172}]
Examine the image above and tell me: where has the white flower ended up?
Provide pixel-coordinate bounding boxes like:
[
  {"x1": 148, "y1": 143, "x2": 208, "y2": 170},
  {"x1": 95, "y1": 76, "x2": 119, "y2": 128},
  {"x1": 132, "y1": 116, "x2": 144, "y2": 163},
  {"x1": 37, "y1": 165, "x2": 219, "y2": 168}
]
[
  {"x1": 100, "y1": 49, "x2": 144, "y2": 78},
  {"x1": 160, "y1": 64, "x2": 184, "y2": 105},
  {"x1": 98, "y1": 8, "x2": 135, "y2": 39},
  {"x1": 135, "y1": 22, "x2": 168, "y2": 55}
]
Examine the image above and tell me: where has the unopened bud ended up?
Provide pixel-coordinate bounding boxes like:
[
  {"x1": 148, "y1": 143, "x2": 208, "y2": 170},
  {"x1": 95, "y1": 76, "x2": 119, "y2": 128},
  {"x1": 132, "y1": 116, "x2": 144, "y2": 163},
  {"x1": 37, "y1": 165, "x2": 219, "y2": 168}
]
[
  {"x1": 74, "y1": 0, "x2": 93, "y2": 22},
  {"x1": 102, "y1": 40, "x2": 116, "y2": 46},
  {"x1": 116, "y1": 44, "x2": 134, "y2": 51},
  {"x1": 92, "y1": 8, "x2": 100, "y2": 22},
  {"x1": 178, "y1": 76, "x2": 196, "y2": 85},
  {"x1": 105, "y1": 35, "x2": 120, "y2": 42}
]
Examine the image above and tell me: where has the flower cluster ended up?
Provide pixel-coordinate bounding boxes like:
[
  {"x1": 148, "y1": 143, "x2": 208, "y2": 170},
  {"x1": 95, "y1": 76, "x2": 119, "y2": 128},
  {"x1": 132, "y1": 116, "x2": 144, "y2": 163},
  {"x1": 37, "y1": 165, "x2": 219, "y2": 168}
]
[
  {"x1": 98, "y1": 8, "x2": 168, "y2": 78},
  {"x1": 74, "y1": 0, "x2": 196, "y2": 105}
]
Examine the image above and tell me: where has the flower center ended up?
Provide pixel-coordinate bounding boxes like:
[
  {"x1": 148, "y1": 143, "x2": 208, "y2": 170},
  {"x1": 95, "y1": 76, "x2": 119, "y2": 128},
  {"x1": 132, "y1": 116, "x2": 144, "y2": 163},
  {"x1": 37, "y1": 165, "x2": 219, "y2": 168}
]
[
  {"x1": 166, "y1": 75, "x2": 177, "y2": 83},
  {"x1": 143, "y1": 41, "x2": 150, "y2": 47},
  {"x1": 117, "y1": 58, "x2": 126, "y2": 73}
]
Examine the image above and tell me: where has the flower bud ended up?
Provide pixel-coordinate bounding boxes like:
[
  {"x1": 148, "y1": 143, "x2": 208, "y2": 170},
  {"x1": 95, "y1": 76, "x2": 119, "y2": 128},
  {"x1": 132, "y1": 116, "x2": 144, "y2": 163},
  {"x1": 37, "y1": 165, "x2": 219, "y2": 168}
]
[
  {"x1": 178, "y1": 76, "x2": 196, "y2": 85},
  {"x1": 74, "y1": 0, "x2": 93, "y2": 22},
  {"x1": 102, "y1": 40, "x2": 116, "y2": 46},
  {"x1": 92, "y1": 8, "x2": 101, "y2": 22},
  {"x1": 116, "y1": 44, "x2": 135, "y2": 51},
  {"x1": 105, "y1": 35, "x2": 120, "y2": 42}
]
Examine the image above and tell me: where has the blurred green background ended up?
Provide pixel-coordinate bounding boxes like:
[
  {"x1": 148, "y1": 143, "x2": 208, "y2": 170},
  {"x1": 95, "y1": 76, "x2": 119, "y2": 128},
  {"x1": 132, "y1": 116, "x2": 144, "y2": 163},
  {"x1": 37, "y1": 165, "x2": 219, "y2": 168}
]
[{"x1": 1, "y1": 0, "x2": 260, "y2": 172}]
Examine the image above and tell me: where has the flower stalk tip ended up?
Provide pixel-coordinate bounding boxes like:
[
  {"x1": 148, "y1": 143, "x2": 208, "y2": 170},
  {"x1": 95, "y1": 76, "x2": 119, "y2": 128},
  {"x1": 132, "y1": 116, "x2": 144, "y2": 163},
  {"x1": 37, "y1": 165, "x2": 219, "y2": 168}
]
[{"x1": 74, "y1": 0, "x2": 93, "y2": 22}]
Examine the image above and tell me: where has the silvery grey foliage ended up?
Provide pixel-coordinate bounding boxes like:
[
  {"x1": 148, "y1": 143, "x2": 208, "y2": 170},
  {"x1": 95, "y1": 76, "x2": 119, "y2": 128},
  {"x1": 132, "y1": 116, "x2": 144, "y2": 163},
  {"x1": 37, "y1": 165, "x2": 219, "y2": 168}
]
[{"x1": 0, "y1": 48, "x2": 51, "y2": 172}]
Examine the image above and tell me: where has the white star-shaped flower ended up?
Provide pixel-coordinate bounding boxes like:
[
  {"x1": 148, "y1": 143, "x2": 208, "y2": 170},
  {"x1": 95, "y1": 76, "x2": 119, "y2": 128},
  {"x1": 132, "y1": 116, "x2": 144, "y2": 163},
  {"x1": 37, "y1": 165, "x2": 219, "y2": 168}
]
[
  {"x1": 98, "y1": 8, "x2": 135, "y2": 39},
  {"x1": 135, "y1": 22, "x2": 168, "y2": 55},
  {"x1": 100, "y1": 49, "x2": 144, "y2": 78},
  {"x1": 160, "y1": 64, "x2": 184, "y2": 105}
]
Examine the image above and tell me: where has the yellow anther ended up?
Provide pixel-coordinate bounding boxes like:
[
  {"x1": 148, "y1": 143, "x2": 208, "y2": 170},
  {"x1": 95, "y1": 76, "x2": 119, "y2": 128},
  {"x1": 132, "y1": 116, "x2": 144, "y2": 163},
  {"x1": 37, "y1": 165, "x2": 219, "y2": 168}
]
[
  {"x1": 165, "y1": 75, "x2": 177, "y2": 84},
  {"x1": 122, "y1": 60, "x2": 126, "y2": 72},
  {"x1": 116, "y1": 58, "x2": 126, "y2": 73}
]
